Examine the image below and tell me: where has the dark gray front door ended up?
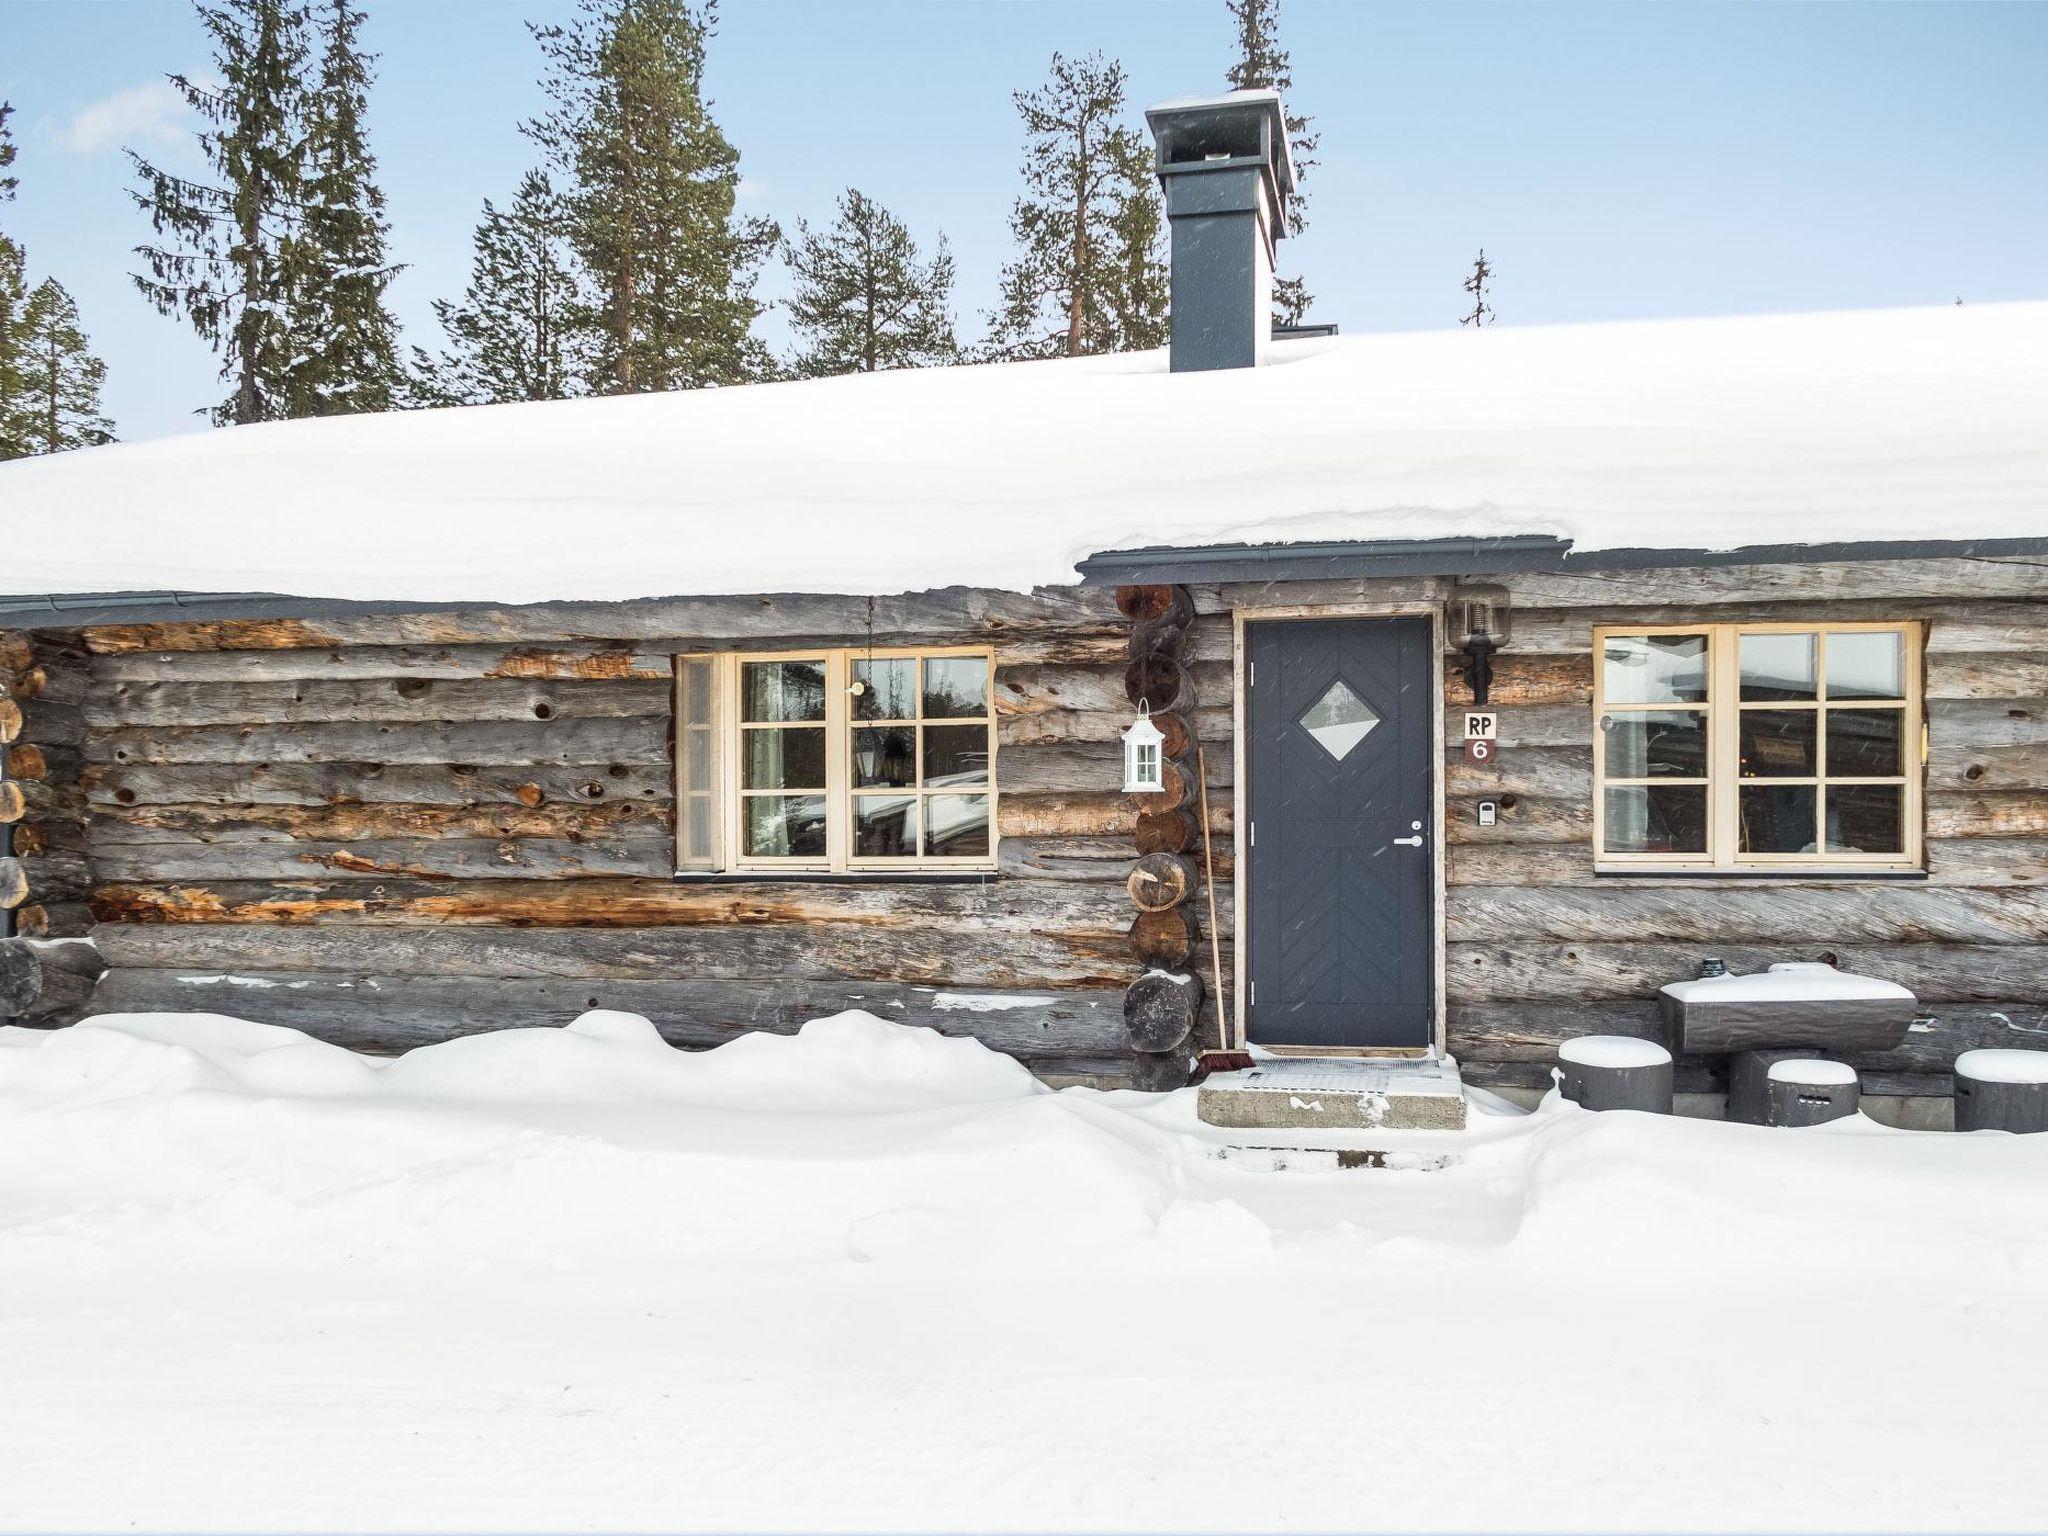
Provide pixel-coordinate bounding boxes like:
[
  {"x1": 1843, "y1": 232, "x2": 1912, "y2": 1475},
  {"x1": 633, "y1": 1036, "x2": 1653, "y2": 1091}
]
[{"x1": 1246, "y1": 616, "x2": 1435, "y2": 1049}]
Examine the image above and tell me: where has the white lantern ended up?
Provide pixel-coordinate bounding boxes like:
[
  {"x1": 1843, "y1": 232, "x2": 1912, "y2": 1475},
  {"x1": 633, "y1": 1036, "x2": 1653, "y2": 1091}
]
[{"x1": 1122, "y1": 704, "x2": 1166, "y2": 794}]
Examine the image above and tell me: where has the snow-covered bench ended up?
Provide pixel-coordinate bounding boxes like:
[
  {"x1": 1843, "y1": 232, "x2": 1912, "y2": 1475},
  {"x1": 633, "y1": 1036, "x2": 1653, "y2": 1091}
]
[{"x1": 1658, "y1": 962, "x2": 1916, "y2": 1054}]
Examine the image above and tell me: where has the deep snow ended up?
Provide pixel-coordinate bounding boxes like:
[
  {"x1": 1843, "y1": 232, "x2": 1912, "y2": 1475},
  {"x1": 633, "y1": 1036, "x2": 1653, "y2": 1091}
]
[
  {"x1": 5, "y1": 301, "x2": 2046, "y2": 605},
  {"x1": 3, "y1": 1010, "x2": 2045, "y2": 1533}
]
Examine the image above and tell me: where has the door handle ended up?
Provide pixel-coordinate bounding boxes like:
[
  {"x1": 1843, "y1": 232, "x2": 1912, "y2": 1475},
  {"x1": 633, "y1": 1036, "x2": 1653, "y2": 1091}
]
[{"x1": 1393, "y1": 834, "x2": 1424, "y2": 847}]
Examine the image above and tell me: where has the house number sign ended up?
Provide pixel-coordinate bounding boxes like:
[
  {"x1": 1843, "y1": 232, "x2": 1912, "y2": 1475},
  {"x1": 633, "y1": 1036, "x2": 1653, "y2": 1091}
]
[{"x1": 1463, "y1": 711, "x2": 1498, "y2": 764}]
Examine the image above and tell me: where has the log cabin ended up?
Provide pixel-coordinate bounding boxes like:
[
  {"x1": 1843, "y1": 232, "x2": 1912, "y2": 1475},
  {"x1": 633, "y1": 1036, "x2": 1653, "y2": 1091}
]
[{"x1": 4, "y1": 92, "x2": 2045, "y2": 1117}]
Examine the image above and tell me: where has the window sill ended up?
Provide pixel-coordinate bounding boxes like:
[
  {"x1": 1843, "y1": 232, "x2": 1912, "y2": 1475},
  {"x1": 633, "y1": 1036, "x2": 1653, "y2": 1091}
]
[
  {"x1": 672, "y1": 870, "x2": 1000, "y2": 886},
  {"x1": 1594, "y1": 865, "x2": 1927, "y2": 882}
]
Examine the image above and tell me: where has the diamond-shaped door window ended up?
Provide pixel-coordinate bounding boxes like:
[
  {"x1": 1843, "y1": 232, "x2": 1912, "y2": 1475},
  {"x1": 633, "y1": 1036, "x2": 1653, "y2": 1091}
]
[{"x1": 1299, "y1": 680, "x2": 1379, "y2": 761}]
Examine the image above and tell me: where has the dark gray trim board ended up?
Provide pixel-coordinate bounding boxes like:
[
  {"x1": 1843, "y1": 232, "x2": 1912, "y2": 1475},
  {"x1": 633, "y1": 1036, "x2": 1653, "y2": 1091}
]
[{"x1": 1075, "y1": 534, "x2": 2048, "y2": 586}]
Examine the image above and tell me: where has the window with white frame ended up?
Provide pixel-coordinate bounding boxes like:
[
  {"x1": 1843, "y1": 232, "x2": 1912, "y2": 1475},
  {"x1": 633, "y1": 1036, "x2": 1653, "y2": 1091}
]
[
  {"x1": 1594, "y1": 623, "x2": 1922, "y2": 869},
  {"x1": 675, "y1": 648, "x2": 997, "y2": 873}
]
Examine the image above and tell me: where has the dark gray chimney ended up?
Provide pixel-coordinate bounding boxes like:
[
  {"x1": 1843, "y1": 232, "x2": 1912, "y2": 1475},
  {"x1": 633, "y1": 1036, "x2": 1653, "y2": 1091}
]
[{"x1": 1145, "y1": 90, "x2": 1296, "y2": 373}]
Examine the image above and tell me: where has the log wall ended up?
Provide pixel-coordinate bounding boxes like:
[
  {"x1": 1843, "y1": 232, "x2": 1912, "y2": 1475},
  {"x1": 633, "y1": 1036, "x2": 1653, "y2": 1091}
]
[
  {"x1": 21, "y1": 554, "x2": 2048, "y2": 1097},
  {"x1": 70, "y1": 589, "x2": 1145, "y2": 1076}
]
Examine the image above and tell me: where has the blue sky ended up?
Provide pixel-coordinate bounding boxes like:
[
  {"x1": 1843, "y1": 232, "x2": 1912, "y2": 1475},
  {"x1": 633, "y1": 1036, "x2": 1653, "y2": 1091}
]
[{"x1": 3, "y1": 0, "x2": 2045, "y2": 442}]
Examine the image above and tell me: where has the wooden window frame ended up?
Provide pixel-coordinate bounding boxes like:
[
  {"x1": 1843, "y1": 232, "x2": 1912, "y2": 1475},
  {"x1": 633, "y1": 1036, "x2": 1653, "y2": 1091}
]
[
  {"x1": 1593, "y1": 621, "x2": 1924, "y2": 873},
  {"x1": 675, "y1": 646, "x2": 998, "y2": 875}
]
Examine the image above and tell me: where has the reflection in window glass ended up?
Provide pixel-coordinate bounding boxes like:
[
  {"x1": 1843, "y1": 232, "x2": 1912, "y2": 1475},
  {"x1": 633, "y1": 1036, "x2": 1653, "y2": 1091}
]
[
  {"x1": 743, "y1": 660, "x2": 827, "y2": 722},
  {"x1": 1602, "y1": 785, "x2": 1707, "y2": 854},
  {"x1": 923, "y1": 656, "x2": 990, "y2": 718},
  {"x1": 1740, "y1": 709, "x2": 1819, "y2": 778},
  {"x1": 853, "y1": 794, "x2": 919, "y2": 857},
  {"x1": 1603, "y1": 711, "x2": 1707, "y2": 778},
  {"x1": 926, "y1": 794, "x2": 991, "y2": 857},
  {"x1": 851, "y1": 726, "x2": 916, "y2": 788},
  {"x1": 1603, "y1": 634, "x2": 1708, "y2": 704},
  {"x1": 746, "y1": 795, "x2": 828, "y2": 857},
  {"x1": 1827, "y1": 710, "x2": 1904, "y2": 777},
  {"x1": 922, "y1": 724, "x2": 989, "y2": 785},
  {"x1": 1828, "y1": 632, "x2": 1905, "y2": 700},
  {"x1": 744, "y1": 727, "x2": 826, "y2": 790},
  {"x1": 1739, "y1": 784, "x2": 1817, "y2": 854},
  {"x1": 1827, "y1": 785, "x2": 1903, "y2": 854},
  {"x1": 1739, "y1": 633, "x2": 1817, "y2": 702},
  {"x1": 852, "y1": 658, "x2": 916, "y2": 721}
]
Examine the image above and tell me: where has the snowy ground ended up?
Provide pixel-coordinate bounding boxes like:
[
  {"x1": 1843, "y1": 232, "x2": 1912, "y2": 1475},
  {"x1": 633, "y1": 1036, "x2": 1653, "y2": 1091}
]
[{"x1": 3, "y1": 1011, "x2": 2044, "y2": 1533}]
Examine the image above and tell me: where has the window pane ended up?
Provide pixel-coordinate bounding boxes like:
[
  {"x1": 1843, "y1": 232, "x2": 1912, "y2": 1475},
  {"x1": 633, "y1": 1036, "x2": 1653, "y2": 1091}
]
[
  {"x1": 852, "y1": 658, "x2": 916, "y2": 721},
  {"x1": 1602, "y1": 635, "x2": 1707, "y2": 705},
  {"x1": 1739, "y1": 633, "x2": 1818, "y2": 702},
  {"x1": 745, "y1": 795, "x2": 828, "y2": 857},
  {"x1": 1827, "y1": 709, "x2": 1904, "y2": 778},
  {"x1": 923, "y1": 657, "x2": 990, "y2": 718},
  {"x1": 1826, "y1": 785, "x2": 1904, "y2": 854},
  {"x1": 926, "y1": 794, "x2": 991, "y2": 857},
  {"x1": 743, "y1": 727, "x2": 826, "y2": 790},
  {"x1": 681, "y1": 658, "x2": 714, "y2": 723},
  {"x1": 1602, "y1": 785, "x2": 1707, "y2": 855},
  {"x1": 1739, "y1": 784, "x2": 1818, "y2": 854},
  {"x1": 923, "y1": 724, "x2": 989, "y2": 786},
  {"x1": 851, "y1": 726, "x2": 916, "y2": 788},
  {"x1": 853, "y1": 794, "x2": 918, "y2": 857},
  {"x1": 681, "y1": 796, "x2": 715, "y2": 867},
  {"x1": 1828, "y1": 632, "x2": 1905, "y2": 700},
  {"x1": 1739, "y1": 708, "x2": 1819, "y2": 778},
  {"x1": 1602, "y1": 710, "x2": 1707, "y2": 778},
  {"x1": 743, "y1": 660, "x2": 826, "y2": 722},
  {"x1": 684, "y1": 728, "x2": 712, "y2": 787}
]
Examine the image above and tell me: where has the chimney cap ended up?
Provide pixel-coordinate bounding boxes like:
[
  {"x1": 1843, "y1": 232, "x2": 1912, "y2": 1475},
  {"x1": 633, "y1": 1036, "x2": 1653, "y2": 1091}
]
[{"x1": 1144, "y1": 89, "x2": 1296, "y2": 203}]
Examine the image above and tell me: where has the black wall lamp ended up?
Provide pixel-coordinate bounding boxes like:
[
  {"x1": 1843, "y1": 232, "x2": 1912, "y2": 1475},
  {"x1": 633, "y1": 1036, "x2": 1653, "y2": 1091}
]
[{"x1": 1450, "y1": 582, "x2": 1512, "y2": 705}]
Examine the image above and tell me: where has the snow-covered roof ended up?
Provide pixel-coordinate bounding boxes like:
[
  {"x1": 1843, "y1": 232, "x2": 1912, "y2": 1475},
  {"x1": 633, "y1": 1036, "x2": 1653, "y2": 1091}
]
[{"x1": 5, "y1": 301, "x2": 2045, "y2": 609}]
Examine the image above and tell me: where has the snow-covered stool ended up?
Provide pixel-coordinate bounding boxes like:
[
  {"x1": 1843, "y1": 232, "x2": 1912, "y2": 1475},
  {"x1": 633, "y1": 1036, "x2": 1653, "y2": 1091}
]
[
  {"x1": 1556, "y1": 1036, "x2": 1674, "y2": 1114},
  {"x1": 1762, "y1": 1058, "x2": 1860, "y2": 1127},
  {"x1": 1953, "y1": 1050, "x2": 2048, "y2": 1134}
]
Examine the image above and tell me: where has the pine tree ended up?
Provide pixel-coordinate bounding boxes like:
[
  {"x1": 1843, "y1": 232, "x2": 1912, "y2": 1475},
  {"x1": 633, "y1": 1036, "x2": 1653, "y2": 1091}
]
[
  {"x1": 1224, "y1": 0, "x2": 1319, "y2": 327},
  {"x1": 784, "y1": 189, "x2": 958, "y2": 377},
  {"x1": 292, "y1": 0, "x2": 402, "y2": 416},
  {"x1": 1461, "y1": 249, "x2": 1494, "y2": 327},
  {"x1": 0, "y1": 102, "x2": 27, "y2": 459},
  {"x1": 130, "y1": 0, "x2": 315, "y2": 426},
  {"x1": 527, "y1": 0, "x2": 780, "y2": 394},
  {"x1": 12, "y1": 278, "x2": 115, "y2": 454},
  {"x1": 985, "y1": 52, "x2": 1166, "y2": 360},
  {"x1": 410, "y1": 170, "x2": 589, "y2": 406}
]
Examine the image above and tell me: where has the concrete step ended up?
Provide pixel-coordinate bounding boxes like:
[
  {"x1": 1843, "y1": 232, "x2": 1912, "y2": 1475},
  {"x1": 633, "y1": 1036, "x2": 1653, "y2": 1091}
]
[{"x1": 1197, "y1": 1057, "x2": 1468, "y2": 1132}]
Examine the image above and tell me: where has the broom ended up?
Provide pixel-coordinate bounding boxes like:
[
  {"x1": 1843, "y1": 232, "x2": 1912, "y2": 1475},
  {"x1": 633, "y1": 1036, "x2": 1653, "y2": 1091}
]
[{"x1": 1193, "y1": 745, "x2": 1253, "y2": 1076}]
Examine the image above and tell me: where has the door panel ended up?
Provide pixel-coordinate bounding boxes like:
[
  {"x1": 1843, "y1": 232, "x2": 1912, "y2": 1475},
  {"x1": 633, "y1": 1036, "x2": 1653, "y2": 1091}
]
[{"x1": 1246, "y1": 616, "x2": 1436, "y2": 1049}]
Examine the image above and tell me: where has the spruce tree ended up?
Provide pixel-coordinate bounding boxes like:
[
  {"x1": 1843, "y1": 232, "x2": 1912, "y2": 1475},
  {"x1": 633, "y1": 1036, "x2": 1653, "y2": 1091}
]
[
  {"x1": 1224, "y1": 0, "x2": 1319, "y2": 327},
  {"x1": 1461, "y1": 249, "x2": 1494, "y2": 327},
  {"x1": 0, "y1": 103, "x2": 26, "y2": 459},
  {"x1": 130, "y1": 0, "x2": 314, "y2": 426},
  {"x1": 12, "y1": 278, "x2": 115, "y2": 454},
  {"x1": 410, "y1": 170, "x2": 589, "y2": 406},
  {"x1": 784, "y1": 189, "x2": 958, "y2": 376},
  {"x1": 986, "y1": 52, "x2": 1166, "y2": 360},
  {"x1": 292, "y1": 0, "x2": 402, "y2": 415},
  {"x1": 527, "y1": 0, "x2": 780, "y2": 394}
]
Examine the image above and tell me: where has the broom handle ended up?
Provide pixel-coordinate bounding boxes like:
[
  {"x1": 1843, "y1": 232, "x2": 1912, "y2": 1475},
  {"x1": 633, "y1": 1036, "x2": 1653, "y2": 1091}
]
[{"x1": 1196, "y1": 746, "x2": 1229, "y2": 1053}]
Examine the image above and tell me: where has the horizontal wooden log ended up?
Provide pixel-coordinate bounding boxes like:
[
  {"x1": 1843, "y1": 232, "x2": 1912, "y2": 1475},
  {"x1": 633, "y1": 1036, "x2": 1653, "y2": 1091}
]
[
  {"x1": 14, "y1": 963, "x2": 95, "y2": 1024},
  {"x1": 89, "y1": 875, "x2": 1127, "y2": 931},
  {"x1": 10, "y1": 820, "x2": 88, "y2": 857},
  {"x1": 13, "y1": 902, "x2": 93, "y2": 939},
  {"x1": 994, "y1": 791, "x2": 1134, "y2": 840},
  {"x1": 1126, "y1": 853, "x2": 1193, "y2": 912},
  {"x1": 1926, "y1": 652, "x2": 2048, "y2": 700},
  {"x1": 91, "y1": 642, "x2": 675, "y2": 684},
  {"x1": 1133, "y1": 809, "x2": 1199, "y2": 855},
  {"x1": 1448, "y1": 885, "x2": 2048, "y2": 946},
  {"x1": 88, "y1": 717, "x2": 673, "y2": 767},
  {"x1": 87, "y1": 677, "x2": 674, "y2": 728},
  {"x1": 80, "y1": 587, "x2": 1125, "y2": 653},
  {"x1": 0, "y1": 632, "x2": 33, "y2": 677},
  {"x1": 12, "y1": 850, "x2": 96, "y2": 904},
  {"x1": 0, "y1": 857, "x2": 26, "y2": 909},
  {"x1": 1928, "y1": 745, "x2": 2048, "y2": 792},
  {"x1": 6, "y1": 701, "x2": 85, "y2": 748},
  {"x1": 6, "y1": 743, "x2": 83, "y2": 782},
  {"x1": 1441, "y1": 652, "x2": 1591, "y2": 708},
  {"x1": 0, "y1": 938, "x2": 39, "y2": 1013},
  {"x1": 1473, "y1": 601, "x2": 2048, "y2": 656},
  {"x1": 998, "y1": 705, "x2": 1230, "y2": 750},
  {"x1": 995, "y1": 836, "x2": 1135, "y2": 883},
  {"x1": 994, "y1": 662, "x2": 1230, "y2": 720},
  {"x1": 1927, "y1": 791, "x2": 2048, "y2": 839},
  {"x1": 83, "y1": 970, "x2": 1128, "y2": 1060},
  {"x1": 90, "y1": 834, "x2": 677, "y2": 883},
  {"x1": 1446, "y1": 745, "x2": 1592, "y2": 799},
  {"x1": 1448, "y1": 839, "x2": 2048, "y2": 887},
  {"x1": 1131, "y1": 907, "x2": 1197, "y2": 968},
  {"x1": 1449, "y1": 999, "x2": 2047, "y2": 1079},
  {"x1": 0, "y1": 781, "x2": 22, "y2": 824},
  {"x1": 1923, "y1": 838, "x2": 2048, "y2": 885},
  {"x1": 1115, "y1": 584, "x2": 1194, "y2": 627},
  {"x1": 1125, "y1": 653, "x2": 1197, "y2": 713},
  {"x1": 0, "y1": 697, "x2": 20, "y2": 744},
  {"x1": 1443, "y1": 796, "x2": 1588, "y2": 844},
  {"x1": 84, "y1": 761, "x2": 674, "y2": 810},
  {"x1": 89, "y1": 799, "x2": 670, "y2": 845},
  {"x1": 1495, "y1": 557, "x2": 2048, "y2": 609},
  {"x1": 1926, "y1": 699, "x2": 2048, "y2": 749},
  {"x1": 1448, "y1": 941, "x2": 2048, "y2": 1005},
  {"x1": 91, "y1": 920, "x2": 1133, "y2": 990},
  {"x1": 1126, "y1": 758, "x2": 1195, "y2": 816}
]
